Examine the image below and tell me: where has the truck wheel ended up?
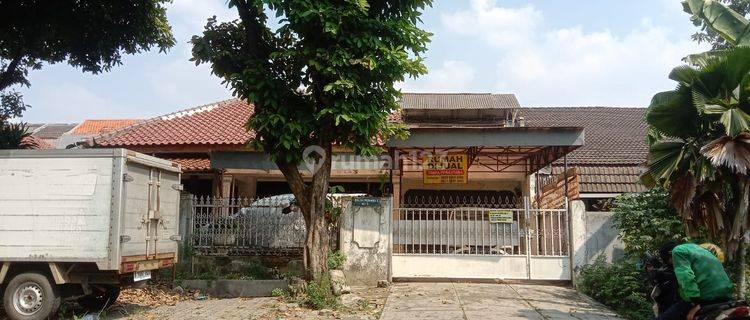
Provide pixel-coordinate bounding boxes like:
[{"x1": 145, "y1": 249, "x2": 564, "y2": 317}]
[
  {"x1": 2, "y1": 272, "x2": 60, "y2": 320},
  {"x1": 76, "y1": 285, "x2": 120, "y2": 312}
]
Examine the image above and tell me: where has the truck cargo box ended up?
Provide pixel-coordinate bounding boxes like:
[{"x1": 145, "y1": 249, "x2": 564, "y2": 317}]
[{"x1": 0, "y1": 149, "x2": 181, "y2": 272}]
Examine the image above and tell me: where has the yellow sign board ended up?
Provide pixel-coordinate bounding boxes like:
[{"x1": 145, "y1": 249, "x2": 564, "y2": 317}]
[
  {"x1": 423, "y1": 153, "x2": 468, "y2": 184},
  {"x1": 488, "y1": 210, "x2": 514, "y2": 224}
]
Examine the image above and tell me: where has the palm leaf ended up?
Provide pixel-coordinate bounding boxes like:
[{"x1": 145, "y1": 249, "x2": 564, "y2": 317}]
[
  {"x1": 642, "y1": 141, "x2": 687, "y2": 185},
  {"x1": 719, "y1": 107, "x2": 750, "y2": 136},
  {"x1": 0, "y1": 123, "x2": 34, "y2": 149},
  {"x1": 670, "y1": 172, "x2": 697, "y2": 214},
  {"x1": 700, "y1": 132, "x2": 750, "y2": 174},
  {"x1": 646, "y1": 88, "x2": 699, "y2": 138}
]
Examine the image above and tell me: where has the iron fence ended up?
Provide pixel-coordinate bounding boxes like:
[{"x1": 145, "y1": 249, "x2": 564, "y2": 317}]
[
  {"x1": 188, "y1": 195, "x2": 338, "y2": 256},
  {"x1": 393, "y1": 196, "x2": 568, "y2": 257}
]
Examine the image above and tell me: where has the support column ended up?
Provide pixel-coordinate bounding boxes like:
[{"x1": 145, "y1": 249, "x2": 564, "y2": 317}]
[
  {"x1": 570, "y1": 200, "x2": 587, "y2": 282},
  {"x1": 391, "y1": 168, "x2": 402, "y2": 254},
  {"x1": 246, "y1": 177, "x2": 257, "y2": 199},
  {"x1": 220, "y1": 173, "x2": 233, "y2": 198}
]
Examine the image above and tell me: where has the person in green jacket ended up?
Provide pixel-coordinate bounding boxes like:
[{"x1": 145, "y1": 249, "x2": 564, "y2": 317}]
[{"x1": 655, "y1": 241, "x2": 734, "y2": 320}]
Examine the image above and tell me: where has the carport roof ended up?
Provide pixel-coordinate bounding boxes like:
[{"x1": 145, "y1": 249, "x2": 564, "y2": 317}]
[
  {"x1": 387, "y1": 126, "x2": 585, "y2": 174},
  {"x1": 386, "y1": 126, "x2": 584, "y2": 148}
]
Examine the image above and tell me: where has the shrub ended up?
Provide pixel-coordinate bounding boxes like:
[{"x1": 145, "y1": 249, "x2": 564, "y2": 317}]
[
  {"x1": 327, "y1": 250, "x2": 346, "y2": 270},
  {"x1": 271, "y1": 288, "x2": 288, "y2": 298},
  {"x1": 612, "y1": 188, "x2": 688, "y2": 258},
  {"x1": 304, "y1": 275, "x2": 338, "y2": 310},
  {"x1": 577, "y1": 256, "x2": 653, "y2": 320}
]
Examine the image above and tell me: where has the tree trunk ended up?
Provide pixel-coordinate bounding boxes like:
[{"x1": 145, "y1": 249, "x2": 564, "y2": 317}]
[
  {"x1": 275, "y1": 143, "x2": 333, "y2": 280},
  {"x1": 739, "y1": 232, "x2": 748, "y2": 298},
  {"x1": 305, "y1": 143, "x2": 332, "y2": 279}
]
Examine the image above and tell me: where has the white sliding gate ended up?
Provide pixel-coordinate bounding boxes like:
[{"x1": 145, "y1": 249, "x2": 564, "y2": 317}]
[{"x1": 391, "y1": 196, "x2": 571, "y2": 280}]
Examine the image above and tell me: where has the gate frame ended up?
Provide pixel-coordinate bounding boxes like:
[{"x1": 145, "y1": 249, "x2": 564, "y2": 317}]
[{"x1": 389, "y1": 196, "x2": 572, "y2": 281}]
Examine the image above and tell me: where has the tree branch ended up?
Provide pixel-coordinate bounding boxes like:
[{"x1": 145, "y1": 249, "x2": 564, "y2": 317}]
[
  {"x1": 231, "y1": 0, "x2": 268, "y2": 60},
  {"x1": 0, "y1": 56, "x2": 23, "y2": 92}
]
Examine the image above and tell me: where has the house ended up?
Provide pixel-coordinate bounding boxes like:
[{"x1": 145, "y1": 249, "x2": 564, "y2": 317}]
[
  {"x1": 90, "y1": 94, "x2": 648, "y2": 205},
  {"x1": 27, "y1": 123, "x2": 78, "y2": 148},
  {"x1": 90, "y1": 93, "x2": 649, "y2": 280},
  {"x1": 522, "y1": 107, "x2": 648, "y2": 210},
  {"x1": 27, "y1": 120, "x2": 139, "y2": 148}
]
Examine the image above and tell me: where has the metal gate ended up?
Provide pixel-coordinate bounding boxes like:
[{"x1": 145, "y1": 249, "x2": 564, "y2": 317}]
[{"x1": 391, "y1": 196, "x2": 571, "y2": 280}]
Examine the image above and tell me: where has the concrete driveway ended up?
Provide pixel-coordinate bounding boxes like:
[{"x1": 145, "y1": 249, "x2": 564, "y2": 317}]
[{"x1": 380, "y1": 282, "x2": 621, "y2": 320}]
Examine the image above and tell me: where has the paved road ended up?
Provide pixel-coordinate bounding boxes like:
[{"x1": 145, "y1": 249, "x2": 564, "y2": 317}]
[{"x1": 380, "y1": 282, "x2": 621, "y2": 320}]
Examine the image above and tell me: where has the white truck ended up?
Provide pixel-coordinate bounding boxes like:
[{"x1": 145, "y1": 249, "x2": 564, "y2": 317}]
[{"x1": 0, "y1": 149, "x2": 182, "y2": 320}]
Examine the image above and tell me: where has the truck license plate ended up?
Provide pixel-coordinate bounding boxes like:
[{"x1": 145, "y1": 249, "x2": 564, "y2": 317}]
[{"x1": 133, "y1": 270, "x2": 151, "y2": 282}]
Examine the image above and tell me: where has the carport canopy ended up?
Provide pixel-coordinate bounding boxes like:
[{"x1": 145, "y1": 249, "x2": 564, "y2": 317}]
[{"x1": 386, "y1": 126, "x2": 585, "y2": 174}]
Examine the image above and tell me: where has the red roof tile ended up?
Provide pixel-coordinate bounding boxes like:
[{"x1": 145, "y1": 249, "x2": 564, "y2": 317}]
[
  {"x1": 95, "y1": 99, "x2": 254, "y2": 146},
  {"x1": 73, "y1": 119, "x2": 140, "y2": 135},
  {"x1": 162, "y1": 155, "x2": 211, "y2": 172},
  {"x1": 22, "y1": 136, "x2": 54, "y2": 150}
]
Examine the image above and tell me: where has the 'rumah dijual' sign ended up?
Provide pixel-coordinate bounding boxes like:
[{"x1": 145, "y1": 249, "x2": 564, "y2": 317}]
[{"x1": 422, "y1": 153, "x2": 468, "y2": 184}]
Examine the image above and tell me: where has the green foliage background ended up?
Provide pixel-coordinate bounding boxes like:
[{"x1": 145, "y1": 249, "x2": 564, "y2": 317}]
[
  {"x1": 612, "y1": 188, "x2": 688, "y2": 258},
  {"x1": 577, "y1": 256, "x2": 653, "y2": 320}
]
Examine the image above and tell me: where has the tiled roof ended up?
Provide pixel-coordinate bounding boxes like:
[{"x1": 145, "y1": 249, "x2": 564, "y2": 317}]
[
  {"x1": 21, "y1": 136, "x2": 54, "y2": 150},
  {"x1": 72, "y1": 119, "x2": 140, "y2": 135},
  {"x1": 95, "y1": 99, "x2": 254, "y2": 146},
  {"x1": 26, "y1": 123, "x2": 46, "y2": 133},
  {"x1": 31, "y1": 123, "x2": 78, "y2": 139},
  {"x1": 400, "y1": 93, "x2": 520, "y2": 110},
  {"x1": 521, "y1": 107, "x2": 648, "y2": 165},
  {"x1": 162, "y1": 155, "x2": 211, "y2": 172},
  {"x1": 554, "y1": 164, "x2": 647, "y2": 194}
]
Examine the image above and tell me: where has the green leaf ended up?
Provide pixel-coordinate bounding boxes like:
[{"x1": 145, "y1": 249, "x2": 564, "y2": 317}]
[
  {"x1": 646, "y1": 89, "x2": 699, "y2": 138},
  {"x1": 683, "y1": 0, "x2": 750, "y2": 46},
  {"x1": 719, "y1": 107, "x2": 750, "y2": 136},
  {"x1": 644, "y1": 141, "x2": 686, "y2": 183}
]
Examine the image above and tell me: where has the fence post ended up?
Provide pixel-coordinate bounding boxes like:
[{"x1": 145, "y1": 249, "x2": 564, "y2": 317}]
[
  {"x1": 569, "y1": 199, "x2": 586, "y2": 283},
  {"x1": 524, "y1": 196, "x2": 531, "y2": 280},
  {"x1": 179, "y1": 194, "x2": 193, "y2": 247}
]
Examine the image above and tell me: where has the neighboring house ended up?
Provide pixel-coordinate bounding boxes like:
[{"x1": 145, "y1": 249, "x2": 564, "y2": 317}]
[
  {"x1": 521, "y1": 107, "x2": 648, "y2": 211},
  {"x1": 91, "y1": 95, "x2": 648, "y2": 204},
  {"x1": 61, "y1": 119, "x2": 141, "y2": 148},
  {"x1": 27, "y1": 123, "x2": 78, "y2": 148},
  {"x1": 92, "y1": 100, "x2": 253, "y2": 197},
  {"x1": 27, "y1": 120, "x2": 139, "y2": 149}
]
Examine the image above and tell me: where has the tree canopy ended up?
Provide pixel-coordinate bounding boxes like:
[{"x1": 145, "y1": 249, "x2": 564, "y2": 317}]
[
  {"x1": 0, "y1": 0, "x2": 175, "y2": 115},
  {"x1": 192, "y1": 0, "x2": 432, "y2": 277}
]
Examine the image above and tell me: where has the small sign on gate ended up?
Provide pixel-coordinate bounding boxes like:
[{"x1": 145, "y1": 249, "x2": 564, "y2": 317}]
[
  {"x1": 488, "y1": 210, "x2": 514, "y2": 224},
  {"x1": 353, "y1": 197, "x2": 380, "y2": 207}
]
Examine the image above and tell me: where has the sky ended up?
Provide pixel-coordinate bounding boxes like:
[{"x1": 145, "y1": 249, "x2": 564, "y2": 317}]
[{"x1": 17, "y1": 0, "x2": 708, "y2": 123}]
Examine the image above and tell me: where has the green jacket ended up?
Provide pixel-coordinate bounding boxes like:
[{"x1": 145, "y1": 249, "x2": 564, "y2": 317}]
[{"x1": 672, "y1": 243, "x2": 733, "y2": 302}]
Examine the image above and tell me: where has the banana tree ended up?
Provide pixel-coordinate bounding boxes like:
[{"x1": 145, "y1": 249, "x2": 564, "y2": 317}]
[{"x1": 683, "y1": 0, "x2": 750, "y2": 65}]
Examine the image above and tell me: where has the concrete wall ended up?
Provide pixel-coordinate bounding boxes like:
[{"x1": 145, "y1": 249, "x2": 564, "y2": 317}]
[
  {"x1": 339, "y1": 197, "x2": 392, "y2": 286},
  {"x1": 570, "y1": 200, "x2": 624, "y2": 276},
  {"x1": 582, "y1": 211, "x2": 624, "y2": 264}
]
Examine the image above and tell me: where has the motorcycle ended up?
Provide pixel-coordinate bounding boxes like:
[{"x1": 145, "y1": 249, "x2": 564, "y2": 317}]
[{"x1": 641, "y1": 253, "x2": 750, "y2": 320}]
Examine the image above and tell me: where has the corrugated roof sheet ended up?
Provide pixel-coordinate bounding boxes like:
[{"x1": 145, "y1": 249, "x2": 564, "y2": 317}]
[{"x1": 400, "y1": 93, "x2": 520, "y2": 110}]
